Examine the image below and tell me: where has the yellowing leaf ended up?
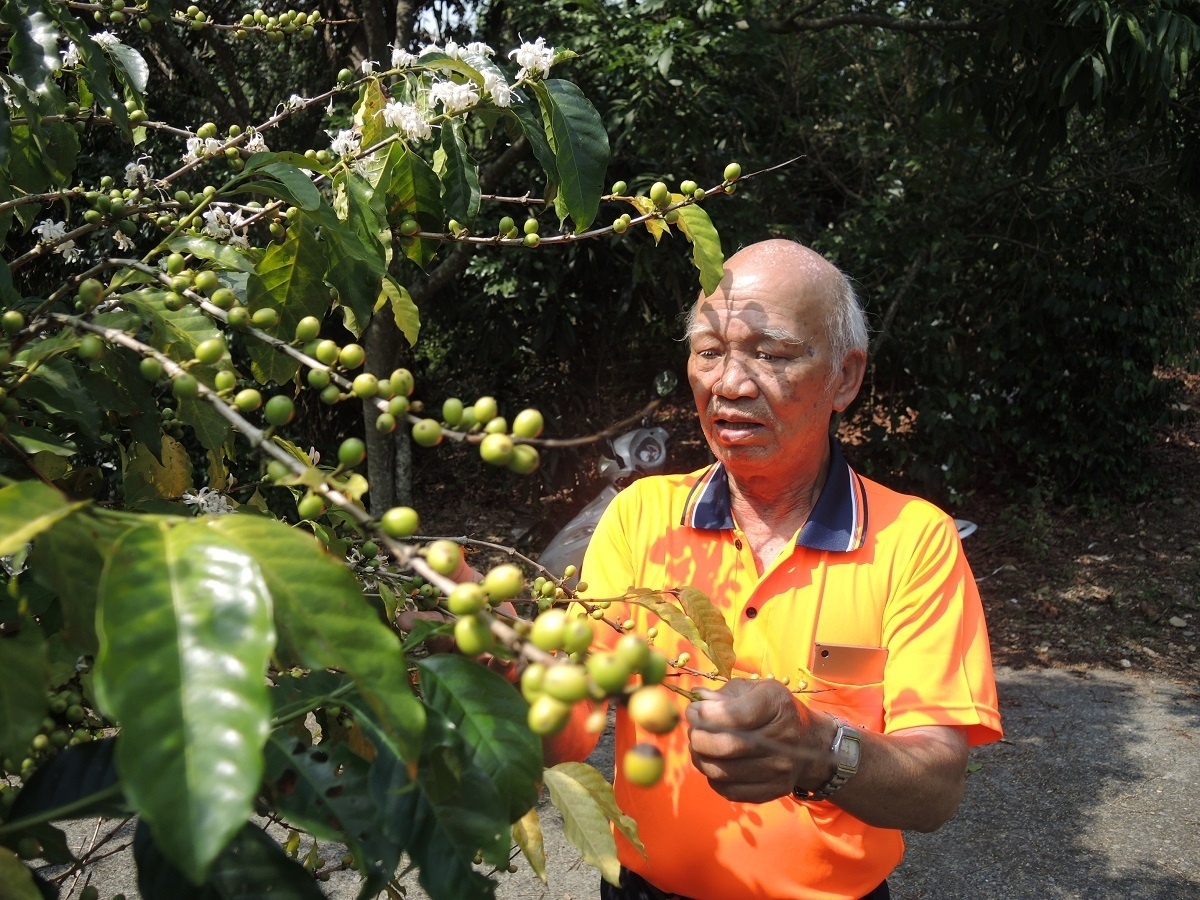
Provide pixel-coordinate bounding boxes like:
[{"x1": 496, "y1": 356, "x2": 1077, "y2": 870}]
[
  {"x1": 380, "y1": 276, "x2": 420, "y2": 346},
  {"x1": 678, "y1": 586, "x2": 736, "y2": 679},
  {"x1": 122, "y1": 436, "x2": 194, "y2": 506},
  {"x1": 512, "y1": 805, "x2": 547, "y2": 884},
  {"x1": 629, "y1": 196, "x2": 667, "y2": 244},
  {"x1": 544, "y1": 761, "x2": 644, "y2": 888},
  {"x1": 625, "y1": 587, "x2": 735, "y2": 679}
]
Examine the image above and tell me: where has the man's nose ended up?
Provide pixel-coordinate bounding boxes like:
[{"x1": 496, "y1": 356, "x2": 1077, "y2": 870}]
[{"x1": 712, "y1": 356, "x2": 758, "y2": 399}]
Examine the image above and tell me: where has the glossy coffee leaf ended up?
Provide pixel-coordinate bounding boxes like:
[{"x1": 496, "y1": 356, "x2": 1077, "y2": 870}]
[
  {"x1": 417, "y1": 655, "x2": 541, "y2": 822},
  {"x1": 208, "y1": 515, "x2": 425, "y2": 761},
  {"x1": 95, "y1": 521, "x2": 276, "y2": 884},
  {"x1": 0, "y1": 481, "x2": 86, "y2": 557}
]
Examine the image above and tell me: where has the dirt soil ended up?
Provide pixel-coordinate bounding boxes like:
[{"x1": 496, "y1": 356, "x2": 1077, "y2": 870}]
[{"x1": 417, "y1": 371, "x2": 1200, "y2": 686}]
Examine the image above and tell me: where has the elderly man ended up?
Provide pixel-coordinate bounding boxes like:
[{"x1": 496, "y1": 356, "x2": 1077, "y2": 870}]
[{"x1": 550, "y1": 239, "x2": 1002, "y2": 900}]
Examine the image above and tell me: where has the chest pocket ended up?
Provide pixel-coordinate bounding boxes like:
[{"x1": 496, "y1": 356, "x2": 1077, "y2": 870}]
[{"x1": 799, "y1": 672, "x2": 886, "y2": 734}]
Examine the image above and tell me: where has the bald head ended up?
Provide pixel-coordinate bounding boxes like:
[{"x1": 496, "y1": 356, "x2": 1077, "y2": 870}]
[{"x1": 686, "y1": 240, "x2": 868, "y2": 378}]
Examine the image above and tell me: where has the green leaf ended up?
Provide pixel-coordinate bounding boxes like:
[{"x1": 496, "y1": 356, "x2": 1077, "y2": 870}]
[
  {"x1": 674, "y1": 205, "x2": 726, "y2": 297},
  {"x1": 21, "y1": 356, "x2": 101, "y2": 441},
  {"x1": 338, "y1": 169, "x2": 386, "y2": 259},
  {"x1": 257, "y1": 161, "x2": 322, "y2": 211},
  {"x1": 543, "y1": 762, "x2": 638, "y2": 886},
  {"x1": 175, "y1": 395, "x2": 231, "y2": 453},
  {"x1": 417, "y1": 655, "x2": 542, "y2": 822},
  {"x1": 533, "y1": 80, "x2": 609, "y2": 232},
  {"x1": 263, "y1": 732, "x2": 399, "y2": 890},
  {"x1": 0, "y1": 848, "x2": 42, "y2": 900},
  {"x1": 206, "y1": 515, "x2": 425, "y2": 761},
  {"x1": 380, "y1": 275, "x2": 420, "y2": 345},
  {"x1": 295, "y1": 205, "x2": 384, "y2": 336},
  {"x1": 167, "y1": 234, "x2": 257, "y2": 273},
  {"x1": 246, "y1": 223, "x2": 329, "y2": 384},
  {"x1": 0, "y1": 614, "x2": 48, "y2": 769},
  {"x1": 0, "y1": 481, "x2": 87, "y2": 557},
  {"x1": 414, "y1": 52, "x2": 486, "y2": 87},
  {"x1": 27, "y1": 512, "x2": 133, "y2": 657},
  {"x1": 3, "y1": 739, "x2": 126, "y2": 831},
  {"x1": 124, "y1": 289, "x2": 222, "y2": 360},
  {"x1": 361, "y1": 711, "x2": 503, "y2": 900},
  {"x1": 436, "y1": 120, "x2": 481, "y2": 226},
  {"x1": 3, "y1": 423, "x2": 77, "y2": 457},
  {"x1": 234, "y1": 156, "x2": 324, "y2": 211},
  {"x1": 387, "y1": 147, "x2": 444, "y2": 268},
  {"x1": 134, "y1": 819, "x2": 328, "y2": 900},
  {"x1": 677, "y1": 586, "x2": 735, "y2": 678},
  {"x1": 106, "y1": 41, "x2": 150, "y2": 94},
  {"x1": 507, "y1": 91, "x2": 559, "y2": 185},
  {"x1": 122, "y1": 435, "x2": 194, "y2": 506},
  {"x1": 1, "y1": 4, "x2": 60, "y2": 99},
  {"x1": 94, "y1": 521, "x2": 276, "y2": 884},
  {"x1": 51, "y1": 13, "x2": 129, "y2": 136}
]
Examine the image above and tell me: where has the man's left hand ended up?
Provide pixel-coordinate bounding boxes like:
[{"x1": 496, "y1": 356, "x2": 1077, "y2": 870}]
[{"x1": 685, "y1": 678, "x2": 834, "y2": 804}]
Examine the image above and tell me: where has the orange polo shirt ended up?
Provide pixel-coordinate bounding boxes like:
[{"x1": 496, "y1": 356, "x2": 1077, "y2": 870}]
[{"x1": 577, "y1": 442, "x2": 1002, "y2": 900}]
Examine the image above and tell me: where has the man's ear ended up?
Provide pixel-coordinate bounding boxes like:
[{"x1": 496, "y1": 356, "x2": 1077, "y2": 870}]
[{"x1": 832, "y1": 349, "x2": 867, "y2": 413}]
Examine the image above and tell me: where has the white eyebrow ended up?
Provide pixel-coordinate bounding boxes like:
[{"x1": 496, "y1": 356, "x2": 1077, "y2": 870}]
[
  {"x1": 685, "y1": 318, "x2": 808, "y2": 347},
  {"x1": 760, "y1": 326, "x2": 808, "y2": 346}
]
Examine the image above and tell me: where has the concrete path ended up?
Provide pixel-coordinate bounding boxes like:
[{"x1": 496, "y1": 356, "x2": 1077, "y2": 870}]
[{"x1": 48, "y1": 666, "x2": 1200, "y2": 898}]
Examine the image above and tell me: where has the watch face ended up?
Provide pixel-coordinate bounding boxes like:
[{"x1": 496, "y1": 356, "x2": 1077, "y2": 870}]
[{"x1": 837, "y1": 731, "x2": 861, "y2": 771}]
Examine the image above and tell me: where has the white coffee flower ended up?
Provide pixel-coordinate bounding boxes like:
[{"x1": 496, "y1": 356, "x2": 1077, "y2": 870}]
[
  {"x1": 382, "y1": 100, "x2": 432, "y2": 142},
  {"x1": 124, "y1": 160, "x2": 151, "y2": 188},
  {"x1": 464, "y1": 41, "x2": 495, "y2": 58},
  {"x1": 182, "y1": 136, "x2": 204, "y2": 164},
  {"x1": 244, "y1": 128, "x2": 268, "y2": 154},
  {"x1": 57, "y1": 240, "x2": 82, "y2": 262},
  {"x1": 202, "y1": 208, "x2": 230, "y2": 240},
  {"x1": 62, "y1": 41, "x2": 81, "y2": 68},
  {"x1": 286, "y1": 93, "x2": 306, "y2": 109},
  {"x1": 429, "y1": 81, "x2": 479, "y2": 114},
  {"x1": 92, "y1": 31, "x2": 121, "y2": 49},
  {"x1": 329, "y1": 128, "x2": 361, "y2": 158},
  {"x1": 483, "y1": 71, "x2": 512, "y2": 108},
  {"x1": 182, "y1": 487, "x2": 235, "y2": 516},
  {"x1": 509, "y1": 37, "x2": 555, "y2": 80},
  {"x1": 361, "y1": 59, "x2": 377, "y2": 74},
  {"x1": 443, "y1": 39, "x2": 462, "y2": 60},
  {"x1": 390, "y1": 44, "x2": 418, "y2": 68},
  {"x1": 34, "y1": 219, "x2": 68, "y2": 242},
  {"x1": 113, "y1": 230, "x2": 136, "y2": 251}
]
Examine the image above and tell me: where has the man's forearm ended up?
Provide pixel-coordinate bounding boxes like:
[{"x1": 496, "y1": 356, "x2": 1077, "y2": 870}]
[{"x1": 821, "y1": 724, "x2": 968, "y2": 832}]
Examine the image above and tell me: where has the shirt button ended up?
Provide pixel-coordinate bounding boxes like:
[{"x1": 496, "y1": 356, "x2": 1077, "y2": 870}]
[
  {"x1": 734, "y1": 539, "x2": 743, "y2": 550},
  {"x1": 746, "y1": 607, "x2": 757, "y2": 619}
]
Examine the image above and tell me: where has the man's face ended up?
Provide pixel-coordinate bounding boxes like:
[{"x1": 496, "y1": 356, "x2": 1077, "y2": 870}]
[{"x1": 686, "y1": 257, "x2": 859, "y2": 481}]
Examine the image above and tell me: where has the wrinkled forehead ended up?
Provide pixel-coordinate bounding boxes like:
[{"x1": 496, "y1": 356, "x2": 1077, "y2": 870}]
[{"x1": 689, "y1": 287, "x2": 827, "y2": 347}]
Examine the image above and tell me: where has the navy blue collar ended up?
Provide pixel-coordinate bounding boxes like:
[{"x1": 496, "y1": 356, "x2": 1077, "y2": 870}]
[{"x1": 680, "y1": 439, "x2": 868, "y2": 552}]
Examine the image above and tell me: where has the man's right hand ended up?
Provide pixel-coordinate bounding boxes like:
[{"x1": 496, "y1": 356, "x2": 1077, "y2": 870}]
[{"x1": 685, "y1": 678, "x2": 837, "y2": 804}]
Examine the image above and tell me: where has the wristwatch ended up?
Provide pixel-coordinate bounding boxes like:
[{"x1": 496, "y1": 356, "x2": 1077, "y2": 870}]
[{"x1": 792, "y1": 718, "x2": 861, "y2": 802}]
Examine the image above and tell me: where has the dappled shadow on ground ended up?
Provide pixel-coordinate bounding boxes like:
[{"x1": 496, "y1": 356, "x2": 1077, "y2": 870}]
[{"x1": 891, "y1": 667, "x2": 1200, "y2": 899}]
